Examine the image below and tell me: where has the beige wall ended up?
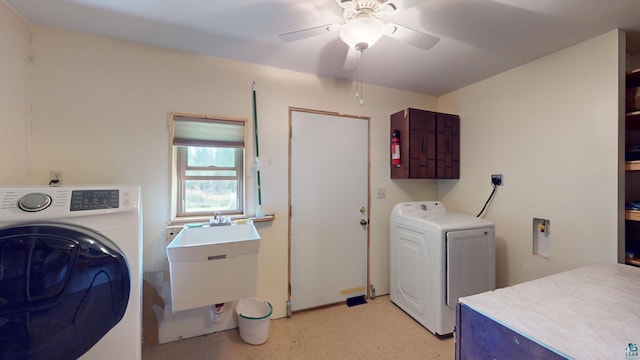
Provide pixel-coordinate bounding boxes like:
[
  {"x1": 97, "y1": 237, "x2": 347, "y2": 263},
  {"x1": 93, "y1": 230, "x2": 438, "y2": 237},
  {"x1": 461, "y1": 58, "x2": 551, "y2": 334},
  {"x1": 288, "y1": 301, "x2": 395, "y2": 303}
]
[
  {"x1": 0, "y1": 3, "x2": 30, "y2": 183},
  {"x1": 2, "y1": 0, "x2": 627, "y2": 323},
  {"x1": 438, "y1": 29, "x2": 623, "y2": 287},
  {"x1": 24, "y1": 25, "x2": 437, "y2": 318}
]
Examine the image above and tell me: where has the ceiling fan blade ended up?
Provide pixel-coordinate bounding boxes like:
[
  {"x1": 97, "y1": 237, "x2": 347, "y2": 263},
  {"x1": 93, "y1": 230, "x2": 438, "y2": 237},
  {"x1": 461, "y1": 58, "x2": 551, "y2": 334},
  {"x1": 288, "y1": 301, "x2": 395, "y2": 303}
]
[
  {"x1": 386, "y1": 0, "x2": 431, "y2": 12},
  {"x1": 336, "y1": 0, "x2": 356, "y2": 11},
  {"x1": 279, "y1": 24, "x2": 340, "y2": 43},
  {"x1": 384, "y1": 23, "x2": 439, "y2": 50},
  {"x1": 378, "y1": 2, "x2": 398, "y2": 16},
  {"x1": 343, "y1": 46, "x2": 358, "y2": 71}
]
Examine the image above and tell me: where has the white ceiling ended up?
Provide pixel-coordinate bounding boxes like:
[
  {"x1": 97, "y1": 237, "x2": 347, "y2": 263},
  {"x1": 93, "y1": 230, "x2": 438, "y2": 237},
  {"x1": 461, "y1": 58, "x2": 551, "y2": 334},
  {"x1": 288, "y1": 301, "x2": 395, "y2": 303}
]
[{"x1": 6, "y1": 0, "x2": 640, "y2": 96}]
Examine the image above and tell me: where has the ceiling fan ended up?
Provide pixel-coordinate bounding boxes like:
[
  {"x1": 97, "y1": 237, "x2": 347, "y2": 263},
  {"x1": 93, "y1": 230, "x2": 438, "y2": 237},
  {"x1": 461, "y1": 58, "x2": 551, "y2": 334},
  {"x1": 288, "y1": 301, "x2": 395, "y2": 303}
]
[{"x1": 279, "y1": 0, "x2": 440, "y2": 55}]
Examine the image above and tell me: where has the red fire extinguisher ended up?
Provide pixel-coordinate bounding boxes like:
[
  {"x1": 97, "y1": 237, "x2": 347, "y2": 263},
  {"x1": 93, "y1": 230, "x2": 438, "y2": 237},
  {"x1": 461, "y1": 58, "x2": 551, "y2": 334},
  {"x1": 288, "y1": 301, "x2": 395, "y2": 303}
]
[{"x1": 391, "y1": 129, "x2": 401, "y2": 166}]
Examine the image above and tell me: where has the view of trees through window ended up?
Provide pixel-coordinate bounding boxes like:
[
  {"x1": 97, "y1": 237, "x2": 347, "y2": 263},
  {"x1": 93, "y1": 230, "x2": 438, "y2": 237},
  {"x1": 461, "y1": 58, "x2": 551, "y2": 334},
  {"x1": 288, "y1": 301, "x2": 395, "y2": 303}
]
[
  {"x1": 183, "y1": 146, "x2": 240, "y2": 213},
  {"x1": 187, "y1": 147, "x2": 235, "y2": 167}
]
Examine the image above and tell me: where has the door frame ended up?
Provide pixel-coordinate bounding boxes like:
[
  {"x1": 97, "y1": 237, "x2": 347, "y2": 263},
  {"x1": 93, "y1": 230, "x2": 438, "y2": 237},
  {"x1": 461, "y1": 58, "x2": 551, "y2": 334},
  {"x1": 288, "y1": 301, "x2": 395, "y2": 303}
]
[{"x1": 287, "y1": 107, "x2": 371, "y2": 310}]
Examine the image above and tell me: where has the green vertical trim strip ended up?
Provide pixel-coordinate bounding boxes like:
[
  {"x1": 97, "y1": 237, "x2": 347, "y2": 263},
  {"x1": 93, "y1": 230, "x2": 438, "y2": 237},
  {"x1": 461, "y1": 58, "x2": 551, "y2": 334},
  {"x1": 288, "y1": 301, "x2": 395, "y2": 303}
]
[{"x1": 252, "y1": 82, "x2": 262, "y2": 206}]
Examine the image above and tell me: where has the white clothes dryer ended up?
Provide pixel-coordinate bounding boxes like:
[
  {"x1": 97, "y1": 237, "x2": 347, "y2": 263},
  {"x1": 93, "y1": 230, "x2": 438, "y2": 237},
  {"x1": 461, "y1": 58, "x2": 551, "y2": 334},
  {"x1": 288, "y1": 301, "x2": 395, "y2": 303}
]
[
  {"x1": 0, "y1": 185, "x2": 142, "y2": 360},
  {"x1": 390, "y1": 201, "x2": 495, "y2": 336}
]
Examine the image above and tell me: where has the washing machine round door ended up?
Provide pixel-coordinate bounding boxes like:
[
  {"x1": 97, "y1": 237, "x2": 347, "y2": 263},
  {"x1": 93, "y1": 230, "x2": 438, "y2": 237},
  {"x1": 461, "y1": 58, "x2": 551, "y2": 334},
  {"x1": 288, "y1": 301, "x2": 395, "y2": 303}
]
[{"x1": 0, "y1": 223, "x2": 130, "y2": 360}]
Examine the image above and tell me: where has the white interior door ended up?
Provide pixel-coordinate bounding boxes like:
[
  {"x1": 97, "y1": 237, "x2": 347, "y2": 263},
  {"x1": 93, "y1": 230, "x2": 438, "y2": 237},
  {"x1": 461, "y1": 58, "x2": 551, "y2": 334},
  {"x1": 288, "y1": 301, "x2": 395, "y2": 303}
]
[{"x1": 290, "y1": 109, "x2": 369, "y2": 311}]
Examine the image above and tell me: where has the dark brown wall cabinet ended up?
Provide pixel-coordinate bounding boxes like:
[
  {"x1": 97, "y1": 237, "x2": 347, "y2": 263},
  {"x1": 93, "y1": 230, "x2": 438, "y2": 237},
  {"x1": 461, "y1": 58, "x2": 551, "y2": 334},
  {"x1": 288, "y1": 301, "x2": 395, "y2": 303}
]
[{"x1": 390, "y1": 108, "x2": 460, "y2": 179}]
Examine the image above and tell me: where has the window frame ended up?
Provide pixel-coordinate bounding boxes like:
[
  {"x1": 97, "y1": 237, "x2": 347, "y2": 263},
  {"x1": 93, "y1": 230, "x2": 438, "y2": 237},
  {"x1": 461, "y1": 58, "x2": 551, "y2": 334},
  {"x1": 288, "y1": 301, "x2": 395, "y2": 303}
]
[
  {"x1": 175, "y1": 146, "x2": 244, "y2": 217},
  {"x1": 169, "y1": 113, "x2": 247, "y2": 221}
]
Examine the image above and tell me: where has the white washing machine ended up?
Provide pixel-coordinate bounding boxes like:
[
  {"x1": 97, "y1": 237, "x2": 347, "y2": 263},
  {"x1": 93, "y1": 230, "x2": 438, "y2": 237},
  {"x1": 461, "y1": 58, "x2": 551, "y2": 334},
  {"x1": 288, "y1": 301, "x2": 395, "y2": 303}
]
[
  {"x1": 0, "y1": 185, "x2": 142, "y2": 360},
  {"x1": 390, "y1": 201, "x2": 495, "y2": 336}
]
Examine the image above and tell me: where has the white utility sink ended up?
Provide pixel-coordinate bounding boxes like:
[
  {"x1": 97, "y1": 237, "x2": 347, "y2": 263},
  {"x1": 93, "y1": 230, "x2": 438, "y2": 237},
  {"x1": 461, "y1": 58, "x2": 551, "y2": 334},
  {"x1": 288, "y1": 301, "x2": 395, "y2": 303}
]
[
  {"x1": 167, "y1": 223, "x2": 261, "y2": 312},
  {"x1": 167, "y1": 223, "x2": 260, "y2": 262}
]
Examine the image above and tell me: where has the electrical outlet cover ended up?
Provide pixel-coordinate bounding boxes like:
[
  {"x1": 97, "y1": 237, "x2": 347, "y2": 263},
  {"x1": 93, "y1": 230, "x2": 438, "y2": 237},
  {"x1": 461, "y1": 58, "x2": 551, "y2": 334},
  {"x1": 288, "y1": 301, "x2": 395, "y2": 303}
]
[
  {"x1": 491, "y1": 174, "x2": 503, "y2": 186},
  {"x1": 49, "y1": 170, "x2": 63, "y2": 185}
]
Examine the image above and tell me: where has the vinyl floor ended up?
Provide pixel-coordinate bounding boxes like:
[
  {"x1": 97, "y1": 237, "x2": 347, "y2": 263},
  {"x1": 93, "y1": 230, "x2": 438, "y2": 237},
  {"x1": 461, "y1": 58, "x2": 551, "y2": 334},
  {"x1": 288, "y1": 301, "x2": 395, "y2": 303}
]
[{"x1": 142, "y1": 295, "x2": 455, "y2": 360}]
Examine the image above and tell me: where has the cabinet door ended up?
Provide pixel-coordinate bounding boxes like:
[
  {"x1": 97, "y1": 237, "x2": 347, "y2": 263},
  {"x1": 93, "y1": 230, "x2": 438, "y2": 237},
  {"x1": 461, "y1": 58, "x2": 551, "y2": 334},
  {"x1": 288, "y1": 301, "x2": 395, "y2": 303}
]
[
  {"x1": 436, "y1": 113, "x2": 460, "y2": 179},
  {"x1": 390, "y1": 108, "x2": 458, "y2": 179},
  {"x1": 409, "y1": 109, "x2": 436, "y2": 178}
]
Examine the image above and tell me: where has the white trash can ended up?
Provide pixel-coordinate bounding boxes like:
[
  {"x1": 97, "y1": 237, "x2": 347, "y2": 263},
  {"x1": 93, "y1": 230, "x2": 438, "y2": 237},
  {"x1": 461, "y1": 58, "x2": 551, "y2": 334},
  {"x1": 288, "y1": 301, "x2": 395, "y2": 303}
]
[{"x1": 236, "y1": 297, "x2": 272, "y2": 345}]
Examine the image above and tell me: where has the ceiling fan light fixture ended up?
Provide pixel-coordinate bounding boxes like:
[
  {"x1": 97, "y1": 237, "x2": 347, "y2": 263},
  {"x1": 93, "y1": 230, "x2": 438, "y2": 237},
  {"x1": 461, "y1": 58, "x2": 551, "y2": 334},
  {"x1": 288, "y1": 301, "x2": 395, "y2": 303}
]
[{"x1": 339, "y1": 16, "x2": 385, "y2": 51}]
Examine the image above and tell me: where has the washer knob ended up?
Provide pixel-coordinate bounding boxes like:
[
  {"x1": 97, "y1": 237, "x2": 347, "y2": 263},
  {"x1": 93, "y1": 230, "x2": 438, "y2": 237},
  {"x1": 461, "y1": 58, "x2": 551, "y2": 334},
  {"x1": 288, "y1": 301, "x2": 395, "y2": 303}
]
[{"x1": 18, "y1": 192, "x2": 52, "y2": 212}]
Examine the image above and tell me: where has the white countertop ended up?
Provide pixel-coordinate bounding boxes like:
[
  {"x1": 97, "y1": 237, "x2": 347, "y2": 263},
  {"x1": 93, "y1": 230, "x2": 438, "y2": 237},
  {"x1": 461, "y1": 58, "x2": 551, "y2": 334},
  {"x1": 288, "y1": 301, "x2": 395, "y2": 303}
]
[{"x1": 459, "y1": 263, "x2": 640, "y2": 359}]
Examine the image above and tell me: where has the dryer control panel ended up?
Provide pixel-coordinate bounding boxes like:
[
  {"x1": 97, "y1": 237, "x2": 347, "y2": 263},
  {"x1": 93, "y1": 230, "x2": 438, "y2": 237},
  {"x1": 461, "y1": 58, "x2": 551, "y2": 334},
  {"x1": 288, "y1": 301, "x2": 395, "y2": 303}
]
[{"x1": 395, "y1": 201, "x2": 447, "y2": 219}]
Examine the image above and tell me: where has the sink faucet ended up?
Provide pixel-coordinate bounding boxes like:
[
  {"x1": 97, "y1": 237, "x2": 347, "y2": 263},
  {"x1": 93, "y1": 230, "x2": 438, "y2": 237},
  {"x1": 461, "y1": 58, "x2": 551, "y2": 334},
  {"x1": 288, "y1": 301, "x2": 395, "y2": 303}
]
[
  {"x1": 210, "y1": 212, "x2": 231, "y2": 226},
  {"x1": 210, "y1": 212, "x2": 219, "y2": 225}
]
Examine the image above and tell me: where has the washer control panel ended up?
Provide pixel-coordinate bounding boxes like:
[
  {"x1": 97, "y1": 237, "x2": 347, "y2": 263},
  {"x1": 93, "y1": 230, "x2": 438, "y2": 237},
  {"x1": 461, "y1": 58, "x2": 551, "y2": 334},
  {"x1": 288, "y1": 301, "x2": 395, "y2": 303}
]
[
  {"x1": 0, "y1": 186, "x2": 138, "y2": 221},
  {"x1": 70, "y1": 190, "x2": 119, "y2": 211}
]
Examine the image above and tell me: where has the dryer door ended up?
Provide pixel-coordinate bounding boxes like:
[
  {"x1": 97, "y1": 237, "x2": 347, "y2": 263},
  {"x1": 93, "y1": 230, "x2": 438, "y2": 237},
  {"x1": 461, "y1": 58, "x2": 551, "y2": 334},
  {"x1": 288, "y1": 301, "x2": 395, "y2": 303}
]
[
  {"x1": 0, "y1": 223, "x2": 130, "y2": 360},
  {"x1": 446, "y1": 227, "x2": 495, "y2": 308}
]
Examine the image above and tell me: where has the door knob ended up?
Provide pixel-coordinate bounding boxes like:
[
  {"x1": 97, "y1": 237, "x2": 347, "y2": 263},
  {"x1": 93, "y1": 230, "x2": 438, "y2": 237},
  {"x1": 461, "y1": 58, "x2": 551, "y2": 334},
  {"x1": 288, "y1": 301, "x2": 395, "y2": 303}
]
[{"x1": 360, "y1": 219, "x2": 368, "y2": 226}]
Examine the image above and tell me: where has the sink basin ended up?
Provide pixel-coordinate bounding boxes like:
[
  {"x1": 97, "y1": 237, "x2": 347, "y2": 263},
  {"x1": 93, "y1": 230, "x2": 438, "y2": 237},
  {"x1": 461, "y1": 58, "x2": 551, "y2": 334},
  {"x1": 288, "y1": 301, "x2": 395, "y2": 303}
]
[
  {"x1": 166, "y1": 223, "x2": 261, "y2": 312},
  {"x1": 167, "y1": 223, "x2": 261, "y2": 262}
]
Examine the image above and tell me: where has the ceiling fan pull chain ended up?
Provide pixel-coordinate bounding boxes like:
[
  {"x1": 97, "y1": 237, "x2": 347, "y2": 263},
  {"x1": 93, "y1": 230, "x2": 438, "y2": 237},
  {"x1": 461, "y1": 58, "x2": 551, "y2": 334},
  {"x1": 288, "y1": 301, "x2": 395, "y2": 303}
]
[
  {"x1": 356, "y1": 50, "x2": 364, "y2": 106},
  {"x1": 361, "y1": 50, "x2": 365, "y2": 105},
  {"x1": 355, "y1": 49, "x2": 360, "y2": 100},
  {"x1": 360, "y1": 50, "x2": 364, "y2": 106}
]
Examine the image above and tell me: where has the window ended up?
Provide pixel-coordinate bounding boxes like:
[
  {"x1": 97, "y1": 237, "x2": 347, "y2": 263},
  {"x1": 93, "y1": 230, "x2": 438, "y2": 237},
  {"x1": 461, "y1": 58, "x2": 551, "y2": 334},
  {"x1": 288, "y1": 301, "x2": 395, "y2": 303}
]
[{"x1": 170, "y1": 114, "x2": 246, "y2": 218}]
